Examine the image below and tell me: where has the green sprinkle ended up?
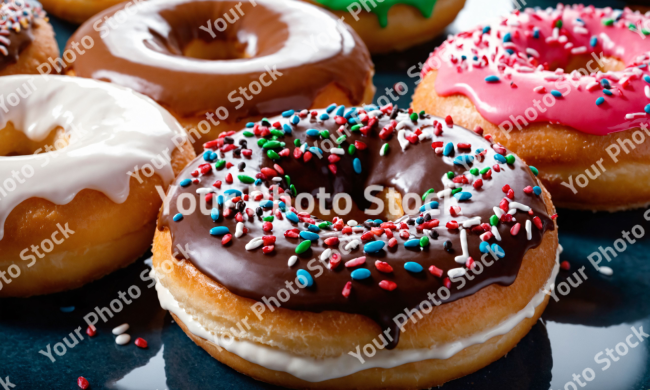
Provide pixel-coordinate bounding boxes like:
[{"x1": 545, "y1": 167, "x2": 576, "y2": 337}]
[
  {"x1": 294, "y1": 139, "x2": 301, "y2": 147},
  {"x1": 480, "y1": 167, "x2": 491, "y2": 175},
  {"x1": 602, "y1": 18, "x2": 614, "y2": 26},
  {"x1": 320, "y1": 130, "x2": 330, "y2": 139},
  {"x1": 263, "y1": 216, "x2": 274, "y2": 222},
  {"x1": 351, "y1": 124, "x2": 362, "y2": 132},
  {"x1": 410, "y1": 112, "x2": 418, "y2": 121},
  {"x1": 446, "y1": 171, "x2": 455, "y2": 179},
  {"x1": 420, "y1": 236, "x2": 429, "y2": 247},
  {"x1": 318, "y1": 222, "x2": 330, "y2": 229},
  {"x1": 422, "y1": 188, "x2": 436, "y2": 201},
  {"x1": 271, "y1": 136, "x2": 278, "y2": 141},
  {"x1": 215, "y1": 160, "x2": 226, "y2": 169},
  {"x1": 419, "y1": 110, "x2": 425, "y2": 116},
  {"x1": 243, "y1": 131, "x2": 254, "y2": 137},
  {"x1": 238, "y1": 175, "x2": 255, "y2": 184},
  {"x1": 470, "y1": 168, "x2": 479, "y2": 176},
  {"x1": 555, "y1": 19, "x2": 563, "y2": 28},
  {"x1": 490, "y1": 215, "x2": 499, "y2": 226},
  {"x1": 643, "y1": 29, "x2": 650, "y2": 36},
  {"x1": 296, "y1": 240, "x2": 311, "y2": 254},
  {"x1": 284, "y1": 175, "x2": 291, "y2": 186},
  {"x1": 267, "y1": 150, "x2": 280, "y2": 160},
  {"x1": 530, "y1": 166, "x2": 539, "y2": 176},
  {"x1": 290, "y1": 184, "x2": 297, "y2": 196},
  {"x1": 380, "y1": 143, "x2": 389, "y2": 156},
  {"x1": 505, "y1": 154, "x2": 515, "y2": 164},
  {"x1": 257, "y1": 139, "x2": 267, "y2": 147},
  {"x1": 261, "y1": 118, "x2": 271, "y2": 126},
  {"x1": 348, "y1": 144, "x2": 356, "y2": 155},
  {"x1": 336, "y1": 135, "x2": 347, "y2": 144},
  {"x1": 270, "y1": 129, "x2": 284, "y2": 137},
  {"x1": 263, "y1": 141, "x2": 281, "y2": 149},
  {"x1": 451, "y1": 188, "x2": 462, "y2": 195},
  {"x1": 629, "y1": 23, "x2": 637, "y2": 31}
]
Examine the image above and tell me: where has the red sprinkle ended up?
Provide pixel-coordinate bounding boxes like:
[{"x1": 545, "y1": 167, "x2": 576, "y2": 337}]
[
  {"x1": 134, "y1": 337, "x2": 148, "y2": 349},
  {"x1": 560, "y1": 261, "x2": 571, "y2": 271},
  {"x1": 379, "y1": 280, "x2": 397, "y2": 291},
  {"x1": 510, "y1": 223, "x2": 521, "y2": 236},
  {"x1": 533, "y1": 216, "x2": 543, "y2": 230},
  {"x1": 388, "y1": 237, "x2": 398, "y2": 248},
  {"x1": 222, "y1": 234, "x2": 232, "y2": 245},
  {"x1": 502, "y1": 184, "x2": 511, "y2": 193},
  {"x1": 375, "y1": 261, "x2": 393, "y2": 273},
  {"x1": 77, "y1": 377, "x2": 90, "y2": 390},
  {"x1": 466, "y1": 257, "x2": 476, "y2": 269},
  {"x1": 262, "y1": 245, "x2": 274, "y2": 254},
  {"x1": 330, "y1": 253, "x2": 342, "y2": 269},
  {"x1": 506, "y1": 189, "x2": 515, "y2": 200},
  {"x1": 262, "y1": 235, "x2": 276, "y2": 246},
  {"x1": 354, "y1": 140, "x2": 367, "y2": 150},
  {"x1": 446, "y1": 220, "x2": 459, "y2": 230},
  {"x1": 523, "y1": 186, "x2": 533, "y2": 194},
  {"x1": 303, "y1": 151, "x2": 313, "y2": 162},
  {"x1": 86, "y1": 326, "x2": 96, "y2": 337},
  {"x1": 262, "y1": 222, "x2": 273, "y2": 232},
  {"x1": 261, "y1": 168, "x2": 277, "y2": 178},
  {"x1": 342, "y1": 281, "x2": 352, "y2": 298},
  {"x1": 284, "y1": 229, "x2": 299, "y2": 238},
  {"x1": 324, "y1": 237, "x2": 339, "y2": 246},
  {"x1": 443, "y1": 277, "x2": 451, "y2": 289},
  {"x1": 328, "y1": 164, "x2": 337, "y2": 175},
  {"x1": 225, "y1": 173, "x2": 233, "y2": 184},
  {"x1": 473, "y1": 125, "x2": 484, "y2": 135},
  {"x1": 399, "y1": 230, "x2": 410, "y2": 239},
  {"x1": 473, "y1": 178, "x2": 483, "y2": 189},
  {"x1": 345, "y1": 256, "x2": 366, "y2": 268},
  {"x1": 428, "y1": 265, "x2": 443, "y2": 277},
  {"x1": 293, "y1": 148, "x2": 303, "y2": 159},
  {"x1": 445, "y1": 115, "x2": 454, "y2": 126},
  {"x1": 360, "y1": 231, "x2": 375, "y2": 241}
]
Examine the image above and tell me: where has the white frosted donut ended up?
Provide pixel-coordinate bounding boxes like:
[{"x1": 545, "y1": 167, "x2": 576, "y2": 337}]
[{"x1": 0, "y1": 75, "x2": 195, "y2": 297}]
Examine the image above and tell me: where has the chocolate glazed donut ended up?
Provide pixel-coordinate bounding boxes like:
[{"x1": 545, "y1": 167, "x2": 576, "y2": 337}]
[
  {"x1": 66, "y1": 0, "x2": 375, "y2": 153},
  {"x1": 158, "y1": 105, "x2": 556, "y2": 348}
]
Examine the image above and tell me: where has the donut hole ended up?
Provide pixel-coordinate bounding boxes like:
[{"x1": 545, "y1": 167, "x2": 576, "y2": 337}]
[{"x1": 0, "y1": 122, "x2": 69, "y2": 157}]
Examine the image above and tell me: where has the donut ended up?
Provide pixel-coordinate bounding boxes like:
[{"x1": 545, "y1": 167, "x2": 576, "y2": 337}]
[
  {"x1": 304, "y1": 0, "x2": 466, "y2": 53},
  {"x1": 0, "y1": 75, "x2": 195, "y2": 297},
  {"x1": 0, "y1": 0, "x2": 58, "y2": 76},
  {"x1": 413, "y1": 4, "x2": 650, "y2": 211},
  {"x1": 151, "y1": 103, "x2": 559, "y2": 388},
  {"x1": 65, "y1": 0, "x2": 375, "y2": 155}
]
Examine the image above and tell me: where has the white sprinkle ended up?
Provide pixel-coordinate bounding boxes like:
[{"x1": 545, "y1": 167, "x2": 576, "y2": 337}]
[
  {"x1": 347, "y1": 220, "x2": 358, "y2": 226},
  {"x1": 436, "y1": 189, "x2": 452, "y2": 200},
  {"x1": 235, "y1": 222, "x2": 244, "y2": 238},
  {"x1": 112, "y1": 323, "x2": 129, "y2": 335},
  {"x1": 525, "y1": 47, "x2": 540, "y2": 58},
  {"x1": 509, "y1": 202, "x2": 531, "y2": 212},
  {"x1": 288, "y1": 255, "x2": 298, "y2": 267},
  {"x1": 396, "y1": 120, "x2": 410, "y2": 130},
  {"x1": 564, "y1": 42, "x2": 574, "y2": 50},
  {"x1": 245, "y1": 237, "x2": 264, "y2": 250},
  {"x1": 454, "y1": 229, "x2": 470, "y2": 264},
  {"x1": 368, "y1": 110, "x2": 383, "y2": 117},
  {"x1": 533, "y1": 86, "x2": 546, "y2": 93},
  {"x1": 480, "y1": 232, "x2": 491, "y2": 241},
  {"x1": 491, "y1": 225, "x2": 501, "y2": 241},
  {"x1": 321, "y1": 232, "x2": 339, "y2": 238},
  {"x1": 526, "y1": 220, "x2": 532, "y2": 240},
  {"x1": 544, "y1": 75, "x2": 561, "y2": 81},
  {"x1": 598, "y1": 266, "x2": 613, "y2": 276},
  {"x1": 447, "y1": 268, "x2": 466, "y2": 279},
  {"x1": 626, "y1": 112, "x2": 647, "y2": 120},
  {"x1": 586, "y1": 81, "x2": 599, "y2": 90},
  {"x1": 320, "y1": 249, "x2": 332, "y2": 261},
  {"x1": 196, "y1": 188, "x2": 215, "y2": 194},
  {"x1": 645, "y1": 85, "x2": 650, "y2": 99},
  {"x1": 571, "y1": 46, "x2": 587, "y2": 55},
  {"x1": 397, "y1": 130, "x2": 409, "y2": 151},
  {"x1": 462, "y1": 217, "x2": 481, "y2": 228},
  {"x1": 115, "y1": 334, "x2": 131, "y2": 345},
  {"x1": 330, "y1": 147, "x2": 344, "y2": 155},
  {"x1": 508, "y1": 208, "x2": 517, "y2": 215},
  {"x1": 573, "y1": 26, "x2": 589, "y2": 35},
  {"x1": 300, "y1": 143, "x2": 308, "y2": 152},
  {"x1": 272, "y1": 177, "x2": 282, "y2": 182},
  {"x1": 493, "y1": 207, "x2": 504, "y2": 218},
  {"x1": 345, "y1": 239, "x2": 360, "y2": 251}
]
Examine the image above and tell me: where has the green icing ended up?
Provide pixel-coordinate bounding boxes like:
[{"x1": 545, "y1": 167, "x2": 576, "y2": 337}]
[{"x1": 314, "y1": 0, "x2": 437, "y2": 28}]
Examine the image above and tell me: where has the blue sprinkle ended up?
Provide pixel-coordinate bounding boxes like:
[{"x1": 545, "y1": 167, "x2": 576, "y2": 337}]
[
  {"x1": 480, "y1": 241, "x2": 490, "y2": 253},
  {"x1": 404, "y1": 262, "x2": 424, "y2": 273},
  {"x1": 335, "y1": 105, "x2": 345, "y2": 116},
  {"x1": 476, "y1": 148, "x2": 485, "y2": 154},
  {"x1": 282, "y1": 110, "x2": 295, "y2": 118},
  {"x1": 60, "y1": 306, "x2": 75, "y2": 313},
  {"x1": 420, "y1": 201, "x2": 439, "y2": 212},
  {"x1": 453, "y1": 155, "x2": 474, "y2": 165},
  {"x1": 180, "y1": 178, "x2": 192, "y2": 187},
  {"x1": 404, "y1": 239, "x2": 420, "y2": 248},
  {"x1": 344, "y1": 108, "x2": 357, "y2": 119},
  {"x1": 286, "y1": 211, "x2": 299, "y2": 223},
  {"x1": 283, "y1": 123, "x2": 292, "y2": 135},
  {"x1": 491, "y1": 244, "x2": 505, "y2": 258},
  {"x1": 550, "y1": 90, "x2": 563, "y2": 98},
  {"x1": 364, "y1": 241, "x2": 385, "y2": 253},
  {"x1": 494, "y1": 154, "x2": 507, "y2": 163},
  {"x1": 461, "y1": 55, "x2": 467, "y2": 61},
  {"x1": 260, "y1": 200, "x2": 273, "y2": 208},
  {"x1": 600, "y1": 79, "x2": 610, "y2": 87},
  {"x1": 374, "y1": 219, "x2": 382, "y2": 225},
  {"x1": 306, "y1": 129, "x2": 320, "y2": 137},
  {"x1": 482, "y1": 26, "x2": 491, "y2": 34},
  {"x1": 297, "y1": 269, "x2": 314, "y2": 286},
  {"x1": 254, "y1": 179, "x2": 262, "y2": 186},
  {"x1": 353, "y1": 158, "x2": 362, "y2": 174},
  {"x1": 503, "y1": 32, "x2": 511, "y2": 42},
  {"x1": 596, "y1": 97, "x2": 605, "y2": 106},
  {"x1": 533, "y1": 186, "x2": 542, "y2": 196},
  {"x1": 246, "y1": 122, "x2": 255, "y2": 128},
  {"x1": 173, "y1": 213, "x2": 183, "y2": 222},
  {"x1": 224, "y1": 189, "x2": 242, "y2": 197},
  {"x1": 348, "y1": 117, "x2": 358, "y2": 125},
  {"x1": 505, "y1": 49, "x2": 515, "y2": 55},
  {"x1": 365, "y1": 219, "x2": 374, "y2": 223},
  {"x1": 210, "y1": 226, "x2": 230, "y2": 236},
  {"x1": 485, "y1": 75, "x2": 500, "y2": 83},
  {"x1": 639, "y1": 64, "x2": 648, "y2": 69},
  {"x1": 307, "y1": 224, "x2": 320, "y2": 233},
  {"x1": 291, "y1": 115, "x2": 300, "y2": 125},
  {"x1": 326, "y1": 103, "x2": 337, "y2": 113},
  {"x1": 454, "y1": 192, "x2": 473, "y2": 201},
  {"x1": 309, "y1": 146, "x2": 323, "y2": 155},
  {"x1": 644, "y1": 75, "x2": 650, "y2": 84},
  {"x1": 279, "y1": 201, "x2": 286, "y2": 211},
  {"x1": 300, "y1": 231, "x2": 320, "y2": 241},
  {"x1": 211, "y1": 208, "x2": 220, "y2": 222},
  {"x1": 351, "y1": 268, "x2": 371, "y2": 280},
  {"x1": 533, "y1": 28, "x2": 540, "y2": 38},
  {"x1": 319, "y1": 113, "x2": 330, "y2": 121},
  {"x1": 203, "y1": 150, "x2": 215, "y2": 162},
  {"x1": 590, "y1": 36, "x2": 598, "y2": 47},
  {"x1": 217, "y1": 195, "x2": 224, "y2": 206},
  {"x1": 443, "y1": 142, "x2": 454, "y2": 156},
  {"x1": 645, "y1": 104, "x2": 650, "y2": 114},
  {"x1": 415, "y1": 217, "x2": 424, "y2": 224},
  {"x1": 603, "y1": 89, "x2": 613, "y2": 96},
  {"x1": 473, "y1": 56, "x2": 478, "y2": 61}
]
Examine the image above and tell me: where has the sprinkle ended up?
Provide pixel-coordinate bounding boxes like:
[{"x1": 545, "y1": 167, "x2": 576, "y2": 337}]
[
  {"x1": 179, "y1": 178, "x2": 192, "y2": 187},
  {"x1": 115, "y1": 334, "x2": 131, "y2": 345},
  {"x1": 525, "y1": 220, "x2": 532, "y2": 240},
  {"x1": 645, "y1": 104, "x2": 650, "y2": 115},
  {"x1": 342, "y1": 281, "x2": 352, "y2": 297},
  {"x1": 135, "y1": 337, "x2": 148, "y2": 349},
  {"x1": 596, "y1": 97, "x2": 605, "y2": 106},
  {"x1": 598, "y1": 266, "x2": 613, "y2": 276},
  {"x1": 644, "y1": 75, "x2": 650, "y2": 84},
  {"x1": 300, "y1": 231, "x2": 319, "y2": 241},
  {"x1": 173, "y1": 213, "x2": 183, "y2": 222},
  {"x1": 443, "y1": 142, "x2": 454, "y2": 156},
  {"x1": 112, "y1": 323, "x2": 129, "y2": 335},
  {"x1": 485, "y1": 75, "x2": 500, "y2": 83},
  {"x1": 429, "y1": 265, "x2": 443, "y2": 277},
  {"x1": 447, "y1": 268, "x2": 466, "y2": 279},
  {"x1": 351, "y1": 268, "x2": 371, "y2": 280},
  {"x1": 286, "y1": 211, "x2": 299, "y2": 223},
  {"x1": 453, "y1": 155, "x2": 474, "y2": 165},
  {"x1": 380, "y1": 143, "x2": 389, "y2": 156},
  {"x1": 482, "y1": 26, "x2": 491, "y2": 34},
  {"x1": 296, "y1": 240, "x2": 311, "y2": 254},
  {"x1": 296, "y1": 269, "x2": 314, "y2": 286},
  {"x1": 454, "y1": 229, "x2": 469, "y2": 264},
  {"x1": 210, "y1": 226, "x2": 230, "y2": 236},
  {"x1": 494, "y1": 154, "x2": 506, "y2": 163},
  {"x1": 454, "y1": 192, "x2": 472, "y2": 201},
  {"x1": 345, "y1": 256, "x2": 366, "y2": 268},
  {"x1": 533, "y1": 186, "x2": 542, "y2": 195},
  {"x1": 78, "y1": 377, "x2": 90, "y2": 390},
  {"x1": 529, "y1": 166, "x2": 539, "y2": 176},
  {"x1": 353, "y1": 158, "x2": 362, "y2": 174},
  {"x1": 60, "y1": 306, "x2": 75, "y2": 313},
  {"x1": 306, "y1": 129, "x2": 320, "y2": 137},
  {"x1": 404, "y1": 262, "x2": 423, "y2": 273},
  {"x1": 246, "y1": 237, "x2": 264, "y2": 250},
  {"x1": 404, "y1": 239, "x2": 420, "y2": 248},
  {"x1": 490, "y1": 243, "x2": 505, "y2": 258},
  {"x1": 550, "y1": 90, "x2": 563, "y2": 98},
  {"x1": 288, "y1": 255, "x2": 298, "y2": 267},
  {"x1": 364, "y1": 241, "x2": 385, "y2": 253}
]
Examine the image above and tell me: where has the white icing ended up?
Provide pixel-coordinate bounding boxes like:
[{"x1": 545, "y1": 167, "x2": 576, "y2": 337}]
[
  {"x1": 154, "y1": 249, "x2": 560, "y2": 382},
  {"x1": 0, "y1": 75, "x2": 186, "y2": 240}
]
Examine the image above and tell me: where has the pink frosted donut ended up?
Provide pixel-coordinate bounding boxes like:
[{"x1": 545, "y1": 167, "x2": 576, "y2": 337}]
[{"x1": 414, "y1": 4, "x2": 650, "y2": 211}]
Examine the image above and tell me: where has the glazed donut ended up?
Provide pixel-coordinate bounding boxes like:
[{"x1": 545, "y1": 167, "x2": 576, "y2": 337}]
[
  {"x1": 65, "y1": 0, "x2": 375, "y2": 155},
  {"x1": 304, "y1": 0, "x2": 466, "y2": 53},
  {"x1": 0, "y1": 0, "x2": 58, "y2": 76},
  {"x1": 413, "y1": 4, "x2": 650, "y2": 211},
  {"x1": 151, "y1": 103, "x2": 558, "y2": 388},
  {"x1": 0, "y1": 75, "x2": 195, "y2": 297}
]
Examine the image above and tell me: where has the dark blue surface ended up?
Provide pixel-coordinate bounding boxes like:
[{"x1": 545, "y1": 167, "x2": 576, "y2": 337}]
[{"x1": 2, "y1": 1, "x2": 650, "y2": 389}]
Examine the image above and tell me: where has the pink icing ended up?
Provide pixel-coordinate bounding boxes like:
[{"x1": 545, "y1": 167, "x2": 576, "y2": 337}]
[{"x1": 423, "y1": 4, "x2": 650, "y2": 136}]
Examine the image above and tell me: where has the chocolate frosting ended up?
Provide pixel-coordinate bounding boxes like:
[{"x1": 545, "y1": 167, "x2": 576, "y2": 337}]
[
  {"x1": 0, "y1": 1, "x2": 44, "y2": 70},
  {"x1": 67, "y1": 0, "x2": 373, "y2": 119},
  {"x1": 159, "y1": 106, "x2": 555, "y2": 349}
]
